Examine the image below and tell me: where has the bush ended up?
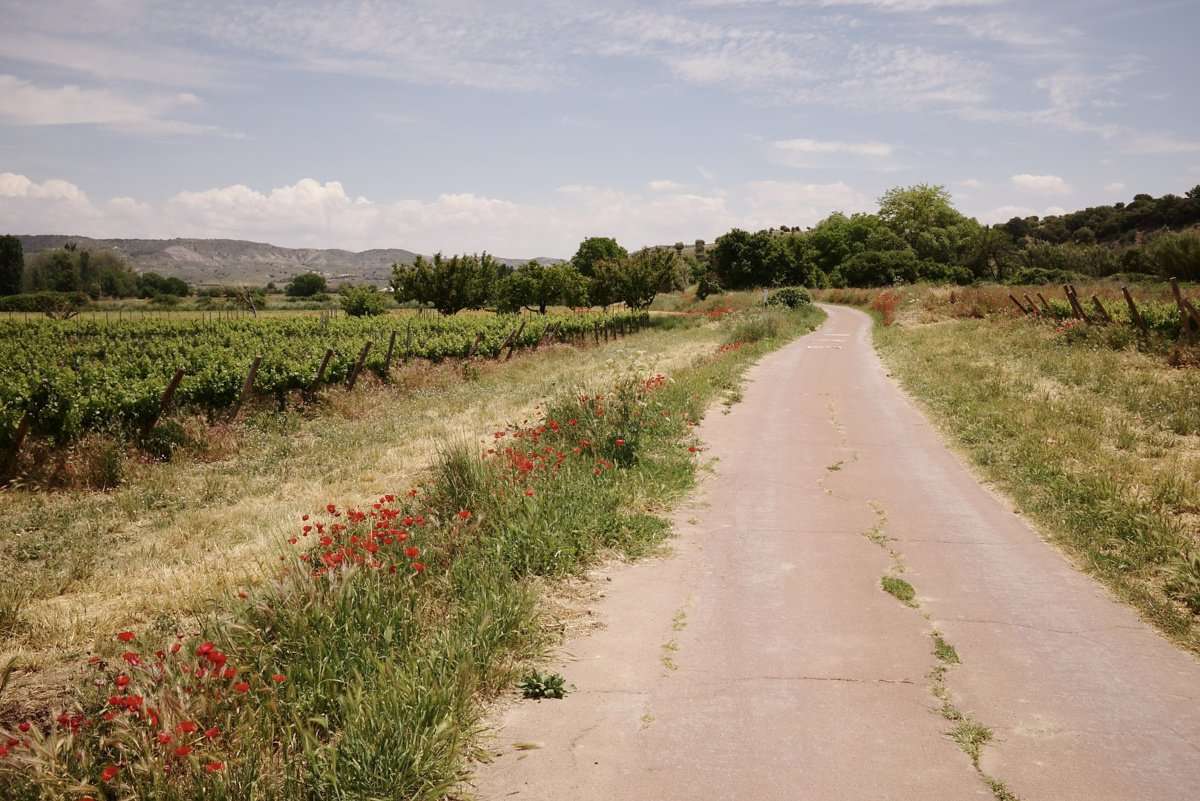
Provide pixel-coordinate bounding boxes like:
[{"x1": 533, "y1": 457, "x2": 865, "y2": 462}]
[
  {"x1": 340, "y1": 286, "x2": 389, "y2": 317},
  {"x1": 696, "y1": 271, "x2": 722, "y2": 301},
  {"x1": 286, "y1": 272, "x2": 328, "y2": 297},
  {"x1": 0, "y1": 291, "x2": 90, "y2": 317},
  {"x1": 766, "y1": 286, "x2": 812, "y2": 309}
]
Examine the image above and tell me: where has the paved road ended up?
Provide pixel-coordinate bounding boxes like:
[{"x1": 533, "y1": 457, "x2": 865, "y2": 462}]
[{"x1": 473, "y1": 305, "x2": 1200, "y2": 801}]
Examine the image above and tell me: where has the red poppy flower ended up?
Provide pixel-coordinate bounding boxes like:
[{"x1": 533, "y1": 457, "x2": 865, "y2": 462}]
[
  {"x1": 101, "y1": 764, "x2": 119, "y2": 782},
  {"x1": 157, "y1": 731, "x2": 173, "y2": 745},
  {"x1": 457, "y1": 509, "x2": 471, "y2": 521},
  {"x1": 17, "y1": 722, "x2": 30, "y2": 733},
  {"x1": 178, "y1": 721, "x2": 199, "y2": 734},
  {"x1": 615, "y1": 438, "x2": 625, "y2": 446},
  {"x1": 205, "y1": 726, "x2": 220, "y2": 739},
  {"x1": 234, "y1": 681, "x2": 250, "y2": 693},
  {"x1": 115, "y1": 674, "x2": 130, "y2": 688},
  {"x1": 271, "y1": 674, "x2": 287, "y2": 684},
  {"x1": 206, "y1": 761, "x2": 225, "y2": 773},
  {"x1": 222, "y1": 667, "x2": 237, "y2": 680},
  {"x1": 121, "y1": 652, "x2": 141, "y2": 666},
  {"x1": 116, "y1": 631, "x2": 135, "y2": 643},
  {"x1": 412, "y1": 562, "x2": 426, "y2": 573},
  {"x1": 175, "y1": 745, "x2": 192, "y2": 758},
  {"x1": 405, "y1": 546, "x2": 420, "y2": 559}
]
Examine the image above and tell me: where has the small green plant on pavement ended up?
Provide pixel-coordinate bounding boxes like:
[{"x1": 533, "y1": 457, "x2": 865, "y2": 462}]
[{"x1": 519, "y1": 670, "x2": 569, "y2": 700}]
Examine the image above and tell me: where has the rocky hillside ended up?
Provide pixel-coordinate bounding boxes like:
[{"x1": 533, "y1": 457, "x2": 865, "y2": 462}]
[{"x1": 16, "y1": 235, "x2": 561, "y2": 286}]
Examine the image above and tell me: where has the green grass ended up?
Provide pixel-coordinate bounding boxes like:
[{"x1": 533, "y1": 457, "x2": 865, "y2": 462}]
[
  {"x1": 881, "y1": 575, "x2": 916, "y2": 606},
  {"x1": 874, "y1": 314, "x2": 1200, "y2": 652},
  {"x1": 0, "y1": 305, "x2": 824, "y2": 800},
  {"x1": 950, "y1": 719, "x2": 994, "y2": 766},
  {"x1": 932, "y1": 632, "x2": 960, "y2": 664}
]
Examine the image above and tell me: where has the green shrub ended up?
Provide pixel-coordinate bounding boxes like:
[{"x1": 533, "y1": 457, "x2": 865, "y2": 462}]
[
  {"x1": 727, "y1": 311, "x2": 781, "y2": 344},
  {"x1": 767, "y1": 286, "x2": 812, "y2": 309},
  {"x1": 340, "y1": 285, "x2": 389, "y2": 317},
  {"x1": 696, "y1": 271, "x2": 722, "y2": 301}
]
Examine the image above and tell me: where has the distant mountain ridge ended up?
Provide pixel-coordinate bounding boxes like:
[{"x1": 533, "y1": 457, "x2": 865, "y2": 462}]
[{"x1": 15, "y1": 235, "x2": 563, "y2": 287}]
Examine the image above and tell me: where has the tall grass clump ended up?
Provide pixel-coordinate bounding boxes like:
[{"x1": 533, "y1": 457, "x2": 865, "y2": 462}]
[{"x1": 0, "y1": 307, "x2": 825, "y2": 800}]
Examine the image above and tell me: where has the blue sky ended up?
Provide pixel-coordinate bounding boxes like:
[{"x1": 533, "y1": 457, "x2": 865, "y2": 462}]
[{"x1": 1, "y1": 0, "x2": 1198, "y2": 258}]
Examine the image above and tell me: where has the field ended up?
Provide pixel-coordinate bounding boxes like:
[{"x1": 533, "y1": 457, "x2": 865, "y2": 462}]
[
  {"x1": 817, "y1": 281, "x2": 1200, "y2": 651},
  {"x1": 0, "y1": 294, "x2": 822, "y2": 799},
  {"x1": 0, "y1": 309, "x2": 642, "y2": 458}
]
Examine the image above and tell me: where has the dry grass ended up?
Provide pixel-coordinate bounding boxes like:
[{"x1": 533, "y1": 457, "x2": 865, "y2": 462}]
[
  {"x1": 0, "y1": 319, "x2": 726, "y2": 715},
  {"x1": 872, "y1": 310, "x2": 1200, "y2": 651}
]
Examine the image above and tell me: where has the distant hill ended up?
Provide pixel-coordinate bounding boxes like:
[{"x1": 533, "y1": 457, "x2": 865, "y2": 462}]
[{"x1": 15, "y1": 236, "x2": 563, "y2": 287}]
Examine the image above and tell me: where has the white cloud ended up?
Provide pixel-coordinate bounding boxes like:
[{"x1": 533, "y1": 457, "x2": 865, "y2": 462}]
[
  {"x1": 771, "y1": 138, "x2": 894, "y2": 167},
  {"x1": 1104, "y1": 182, "x2": 1126, "y2": 193},
  {"x1": 959, "y1": 178, "x2": 983, "y2": 189},
  {"x1": 0, "y1": 171, "x2": 874, "y2": 256},
  {"x1": 1043, "y1": 205, "x2": 1067, "y2": 216},
  {"x1": 648, "y1": 179, "x2": 687, "y2": 192},
  {"x1": 0, "y1": 75, "x2": 219, "y2": 135},
  {"x1": 1010, "y1": 173, "x2": 1071, "y2": 194}
]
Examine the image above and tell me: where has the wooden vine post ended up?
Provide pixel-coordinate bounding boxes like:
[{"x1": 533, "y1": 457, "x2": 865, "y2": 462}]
[
  {"x1": 1008, "y1": 294, "x2": 1031, "y2": 315},
  {"x1": 2, "y1": 411, "x2": 32, "y2": 483},
  {"x1": 1090, "y1": 296, "x2": 1114, "y2": 324},
  {"x1": 403, "y1": 325, "x2": 414, "y2": 364},
  {"x1": 504, "y1": 320, "x2": 526, "y2": 361},
  {"x1": 142, "y1": 368, "x2": 186, "y2": 437},
  {"x1": 1036, "y1": 293, "x2": 1052, "y2": 313},
  {"x1": 465, "y1": 332, "x2": 484, "y2": 360},
  {"x1": 231, "y1": 357, "x2": 262, "y2": 419},
  {"x1": 1063, "y1": 285, "x2": 1090, "y2": 323},
  {"x1": 1023, "y1": 294, "x2": 1041, "y2": 317},
  {"x1": 346, "y1": 342, "x2": 371, "y2": 389},
  {"x1": 1170, "y1": 278, "x2": 1200, "y2": 338},
  {"x1": 1121, "y1": 287, "x2": 1148, "y2": 335},
  {"x1": 310, "y1": 348, "x2": 334, "y2": 394}
]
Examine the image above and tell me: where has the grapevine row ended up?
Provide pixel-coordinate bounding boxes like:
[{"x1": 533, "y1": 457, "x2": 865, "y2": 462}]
[{"x1": 0, "y1": 310, "x2": 649, "y2": 448}]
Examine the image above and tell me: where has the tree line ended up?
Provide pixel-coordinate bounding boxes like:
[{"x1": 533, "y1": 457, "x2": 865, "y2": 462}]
[
  {"x1": 389, "y1": 241, "x2": 689, "y2": 315},
  {"x1": 0, "y1": 237, "x2": 190, "y2": 300},
  {"x1": 701, "y1": 184, "x2": 1200, "y2": 291}
]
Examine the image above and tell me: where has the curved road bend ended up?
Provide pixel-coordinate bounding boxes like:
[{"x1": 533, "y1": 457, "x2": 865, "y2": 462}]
[{"x1": 473, "y1": 304, "x2": 1200, "y2": 801}]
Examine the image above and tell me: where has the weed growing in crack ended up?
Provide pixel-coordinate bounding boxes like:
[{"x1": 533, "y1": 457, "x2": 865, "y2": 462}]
[
  {"x1": 950, "y1": 719, "x2": 993, "y2": 766},
  {"x1": 932, "y1": 632, "x2": 960, "y2": 664},
  {"x1": 881, "y1": 575, "x2": 916, "y2": 606}
]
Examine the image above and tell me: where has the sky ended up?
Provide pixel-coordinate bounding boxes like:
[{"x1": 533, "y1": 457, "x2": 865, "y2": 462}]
[{"x1": 1, "y1": 0, "x2": 1198, "y2": 259}]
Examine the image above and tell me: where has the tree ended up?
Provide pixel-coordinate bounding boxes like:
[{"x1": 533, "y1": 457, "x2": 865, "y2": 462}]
[
  {"x1": 340, "y1": 285, "x2": 389, "y2": 316},
  {"x1": 571, "y1": 237, "x2": 627, "y2": 278},
  {"x1": 591, "y1": 249, "x2": 683, "y2": 310},
  {"x1": 391, "y1": 252, "x2": 502, "y2": 315},
  {"x1": 496, "y1": 261, "x2": 588, "y2": 314},
  {"x1": 0, "y1": 235, "x2": 22, "y2": 296},
  {"x1": 286, "y1": 272, "x2": 328, "y2": 297},
  {"x1": 137, "y1": 271, "x2": 190, "y2": 298}
]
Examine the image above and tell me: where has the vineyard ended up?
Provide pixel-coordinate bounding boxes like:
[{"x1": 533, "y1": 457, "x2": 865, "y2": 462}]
[{"x1": 0, "y1": 310, "x2": 647, "y2": 449}]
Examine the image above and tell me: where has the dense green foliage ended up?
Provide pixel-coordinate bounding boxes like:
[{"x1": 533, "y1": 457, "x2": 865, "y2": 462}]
[
  {"x1": 705, "y1": 185, "x2": 1200, "y2": 289},
  {"x1": 392, "y1": 247, "x2": 686, "y2": 312},
  {"x1": 339, "y1": 286, "x2": 388, "y2": 317},
  {"x1": 286, "y1": 272, "x2": 327, "y2": 297},
  {"x1": 391, "y1": 253, "x2": 505, "y2": 315},
  {"x1": 571, "y1": 237, "x2": 628, "y2": 277},
  {"x1": 0, "y1": 310, "x2": 645, "y2": 446},
  {"x1": 0, "y1": 236, "x2": 21, "y2": 296},
  {"x1": 495, "y1": 261, "x2": 588, "y2": 314}
]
